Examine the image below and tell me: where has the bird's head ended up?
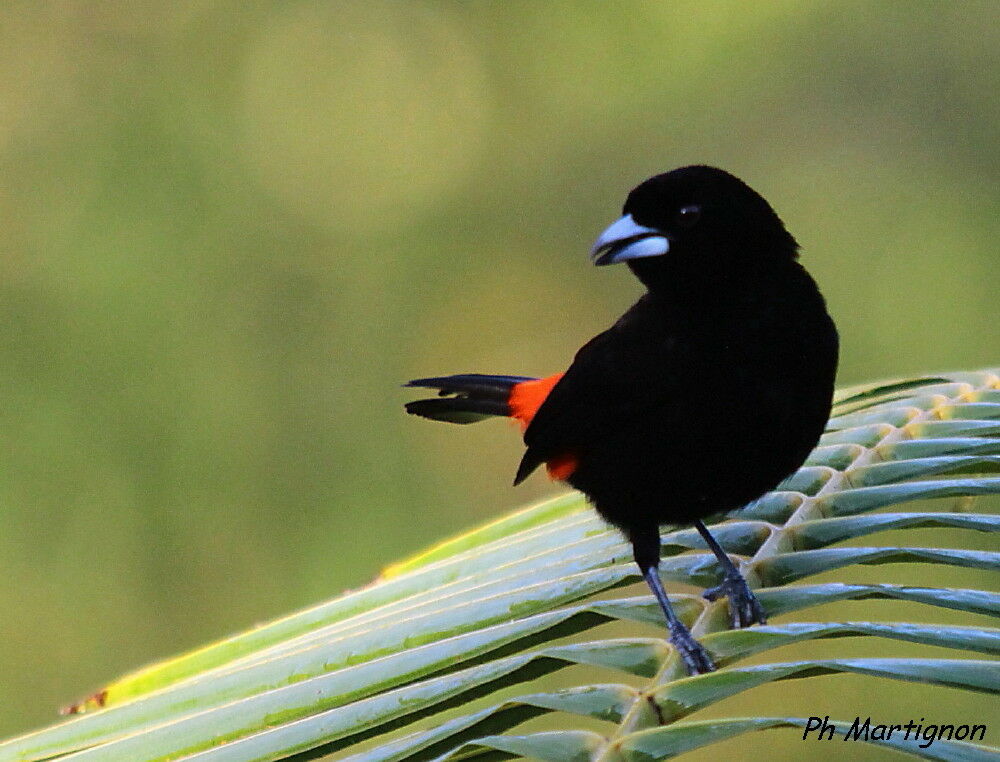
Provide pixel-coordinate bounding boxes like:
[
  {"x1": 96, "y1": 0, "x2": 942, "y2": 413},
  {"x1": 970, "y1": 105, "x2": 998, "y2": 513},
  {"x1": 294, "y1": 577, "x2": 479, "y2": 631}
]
[{"x1": 590, "y1": 166, "x2": 799, "y2": 288}]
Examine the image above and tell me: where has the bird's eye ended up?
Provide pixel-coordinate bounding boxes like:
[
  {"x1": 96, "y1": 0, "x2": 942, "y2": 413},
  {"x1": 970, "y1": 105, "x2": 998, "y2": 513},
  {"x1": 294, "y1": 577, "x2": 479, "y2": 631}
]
[{"x1": 676, "y1": 205, "x2": 701, "y2": 228}]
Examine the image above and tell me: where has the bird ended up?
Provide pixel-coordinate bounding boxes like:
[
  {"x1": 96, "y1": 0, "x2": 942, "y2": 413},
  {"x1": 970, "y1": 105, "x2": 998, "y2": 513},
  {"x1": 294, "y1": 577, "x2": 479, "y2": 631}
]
[{"x1": 404, "y1": 165, "x2": 839, "y2": 674}]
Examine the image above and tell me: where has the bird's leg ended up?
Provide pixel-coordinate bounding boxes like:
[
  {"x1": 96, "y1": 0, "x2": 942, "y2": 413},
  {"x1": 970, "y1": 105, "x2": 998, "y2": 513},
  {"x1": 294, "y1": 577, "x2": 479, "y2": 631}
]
[
  {"x1": 694, "y1": 519, "x2": 767, "y2": 628},
  {"x1": 631, "y1": 525, "x2": 715, "y2": 675}
]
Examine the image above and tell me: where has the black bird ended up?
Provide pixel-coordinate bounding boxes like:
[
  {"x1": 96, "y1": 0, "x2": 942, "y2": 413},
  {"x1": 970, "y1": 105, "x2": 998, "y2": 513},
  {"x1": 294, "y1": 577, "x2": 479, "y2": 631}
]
[{"x1": 405, "y1": 165, "x2": 839, "y2": 673}]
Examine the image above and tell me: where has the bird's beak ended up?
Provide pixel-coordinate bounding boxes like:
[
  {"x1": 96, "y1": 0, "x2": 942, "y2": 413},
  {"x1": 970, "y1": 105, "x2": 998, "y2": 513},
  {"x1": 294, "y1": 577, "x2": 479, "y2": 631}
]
[{"x1": 590, "y1": 214, "x2": 670, "y2": 266}]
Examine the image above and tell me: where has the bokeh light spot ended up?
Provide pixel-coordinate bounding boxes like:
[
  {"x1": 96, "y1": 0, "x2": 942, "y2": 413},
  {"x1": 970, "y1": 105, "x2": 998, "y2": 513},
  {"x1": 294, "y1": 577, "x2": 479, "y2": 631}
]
[{"x1": 240, "y1": 2, "x2": 489, "y2": 235}]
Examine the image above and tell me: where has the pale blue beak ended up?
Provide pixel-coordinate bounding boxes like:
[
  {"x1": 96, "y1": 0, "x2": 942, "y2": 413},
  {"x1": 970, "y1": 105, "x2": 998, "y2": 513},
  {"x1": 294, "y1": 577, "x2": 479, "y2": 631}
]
[{"x1": 590, "y1": 214, "x2": 669, "y2": 266}]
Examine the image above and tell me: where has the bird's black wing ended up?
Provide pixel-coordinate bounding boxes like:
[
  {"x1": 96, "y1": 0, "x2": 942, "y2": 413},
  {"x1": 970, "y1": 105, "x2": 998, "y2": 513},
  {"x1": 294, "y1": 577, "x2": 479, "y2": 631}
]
[{"x1": 515, "y1": 296, "x2": 679, "y2": 484}]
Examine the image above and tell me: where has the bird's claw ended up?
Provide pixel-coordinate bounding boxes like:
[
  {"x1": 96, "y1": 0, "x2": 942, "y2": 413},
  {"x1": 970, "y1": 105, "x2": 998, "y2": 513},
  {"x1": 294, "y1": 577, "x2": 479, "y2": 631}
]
[
  {"x1": 667, "y1": 620, "x2": 716, "y2": 674},
  {"x1": 703, "y1": 572, "x2": 767, "y2": 629}
]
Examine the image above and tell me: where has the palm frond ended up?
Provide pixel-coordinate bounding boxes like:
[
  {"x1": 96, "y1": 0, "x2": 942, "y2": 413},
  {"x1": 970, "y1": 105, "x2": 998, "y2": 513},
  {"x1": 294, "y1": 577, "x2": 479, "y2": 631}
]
[{"x1": 2, "y1": 369, "x2": 998, "y2": 761}]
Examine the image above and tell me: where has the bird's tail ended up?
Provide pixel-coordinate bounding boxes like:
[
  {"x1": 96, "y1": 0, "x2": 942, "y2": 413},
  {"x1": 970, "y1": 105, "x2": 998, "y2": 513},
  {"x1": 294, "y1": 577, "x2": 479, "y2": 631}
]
[{"x1": 404, "y1": 374, "x2": 537, "y2": 424}]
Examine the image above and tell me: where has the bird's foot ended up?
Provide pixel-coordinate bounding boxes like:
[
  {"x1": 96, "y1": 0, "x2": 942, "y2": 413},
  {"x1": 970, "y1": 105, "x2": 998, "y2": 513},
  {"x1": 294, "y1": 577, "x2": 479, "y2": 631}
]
[
  {"x1": 667, "y1": 619, "x2": 716, "y2": 675},
  {"x1": 703, "y1": 571, "x2": 767, "y2": 629}
]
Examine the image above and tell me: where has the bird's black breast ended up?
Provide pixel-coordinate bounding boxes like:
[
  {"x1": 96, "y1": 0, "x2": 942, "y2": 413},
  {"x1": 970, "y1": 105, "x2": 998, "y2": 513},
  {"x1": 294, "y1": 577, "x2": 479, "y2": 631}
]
[{"x1": 529, "y1": 263, "x2": 838, "y2": 531}]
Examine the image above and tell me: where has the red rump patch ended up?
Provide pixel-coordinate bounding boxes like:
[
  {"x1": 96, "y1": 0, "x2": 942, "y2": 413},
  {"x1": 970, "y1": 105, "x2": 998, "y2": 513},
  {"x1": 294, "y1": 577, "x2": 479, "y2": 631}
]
[
  {"x1": 509, "y1": 373, "x2": 578, "y2": 481},
  {"x1": 508, "y1": 373, "x2": 563, "y2": 429},
  {"x1": 545, "y1": 452, "x2": 578, "y2": 481}
]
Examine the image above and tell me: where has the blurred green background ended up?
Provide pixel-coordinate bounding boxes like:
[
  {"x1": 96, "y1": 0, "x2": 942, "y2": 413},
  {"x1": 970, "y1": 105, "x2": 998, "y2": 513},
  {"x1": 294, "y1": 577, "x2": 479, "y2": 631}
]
[{"x1": 0, "y1": 0, "x2": 997, "y2": 753}]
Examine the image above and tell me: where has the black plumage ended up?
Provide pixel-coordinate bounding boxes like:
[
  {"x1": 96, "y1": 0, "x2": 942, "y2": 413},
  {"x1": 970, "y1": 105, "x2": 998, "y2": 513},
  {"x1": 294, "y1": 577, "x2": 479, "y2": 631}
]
[{"x1": 406, "y1": 166, "x2": 839, "y2": 674}]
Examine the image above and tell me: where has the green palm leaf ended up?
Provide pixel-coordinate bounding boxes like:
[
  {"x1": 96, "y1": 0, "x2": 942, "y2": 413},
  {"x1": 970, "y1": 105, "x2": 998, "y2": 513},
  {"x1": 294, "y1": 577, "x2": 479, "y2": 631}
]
[{"x1": 1, "y1": 369, "x2": 997, "y2": 761}]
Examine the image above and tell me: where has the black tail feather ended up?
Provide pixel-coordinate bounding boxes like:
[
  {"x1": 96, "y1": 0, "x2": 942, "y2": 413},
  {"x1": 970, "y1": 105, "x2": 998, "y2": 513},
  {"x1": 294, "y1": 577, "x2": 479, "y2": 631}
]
[
  {"x1": 405, "y1": 374, "x2": 534, "y2": 395},
  {"x1": 404, "y1": 373, "x2": 536, "y2": 425},
  {"x1": 404, "y1": 398, "x2": 507, "y2": 424}
]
